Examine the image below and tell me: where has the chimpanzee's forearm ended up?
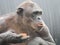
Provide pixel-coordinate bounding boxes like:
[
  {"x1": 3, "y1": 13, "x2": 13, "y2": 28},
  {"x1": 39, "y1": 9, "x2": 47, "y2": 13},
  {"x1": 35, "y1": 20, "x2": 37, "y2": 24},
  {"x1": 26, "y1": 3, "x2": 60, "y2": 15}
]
[{"x1": 0, "y1": 30, "x2": 29, "y2": 44}]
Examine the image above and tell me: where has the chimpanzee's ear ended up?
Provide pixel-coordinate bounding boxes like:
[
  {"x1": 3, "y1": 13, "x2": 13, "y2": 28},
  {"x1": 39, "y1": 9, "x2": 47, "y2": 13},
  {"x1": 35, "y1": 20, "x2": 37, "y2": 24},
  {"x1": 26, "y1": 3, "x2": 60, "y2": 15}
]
[{"x1": 17, "y1": 8, "x2": 24, "y2": 16}]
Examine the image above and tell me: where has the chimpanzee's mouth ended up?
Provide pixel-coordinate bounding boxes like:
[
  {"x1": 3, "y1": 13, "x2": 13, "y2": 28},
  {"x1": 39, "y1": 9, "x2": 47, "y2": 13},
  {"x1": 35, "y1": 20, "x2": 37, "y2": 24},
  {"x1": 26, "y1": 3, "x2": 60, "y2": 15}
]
[
  {"x1": 36, "y1": 23, "x2": 43, "y2": 27},
  {"x1": 30, "y1": 22, "x2": 43, "y2": 31}
]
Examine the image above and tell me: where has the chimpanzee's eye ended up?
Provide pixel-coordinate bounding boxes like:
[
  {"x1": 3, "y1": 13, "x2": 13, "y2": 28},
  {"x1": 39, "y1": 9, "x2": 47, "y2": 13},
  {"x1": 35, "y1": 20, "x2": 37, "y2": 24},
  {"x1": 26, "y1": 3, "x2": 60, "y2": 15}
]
[
  {"x1": 33, "y1": 11, "x2": 39, "y2": 15},
  {"x1": 32, "y1": 11, "x2": 42, "y2": 15}
]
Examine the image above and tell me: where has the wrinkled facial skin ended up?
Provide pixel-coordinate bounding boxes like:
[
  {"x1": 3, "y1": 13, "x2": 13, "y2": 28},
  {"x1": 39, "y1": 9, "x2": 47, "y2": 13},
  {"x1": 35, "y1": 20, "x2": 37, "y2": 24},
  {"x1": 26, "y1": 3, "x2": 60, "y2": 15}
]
[{"x1": 17, "y1": 1, "x2": 43, "y2": 30}]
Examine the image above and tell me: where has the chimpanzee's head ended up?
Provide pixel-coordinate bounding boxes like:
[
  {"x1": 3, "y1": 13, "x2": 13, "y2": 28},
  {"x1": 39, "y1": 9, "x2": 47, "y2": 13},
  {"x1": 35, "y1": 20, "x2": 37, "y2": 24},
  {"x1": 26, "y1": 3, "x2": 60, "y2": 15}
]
[{"x1": 16, "y1": 0, "x2": 43, "y2": 30}]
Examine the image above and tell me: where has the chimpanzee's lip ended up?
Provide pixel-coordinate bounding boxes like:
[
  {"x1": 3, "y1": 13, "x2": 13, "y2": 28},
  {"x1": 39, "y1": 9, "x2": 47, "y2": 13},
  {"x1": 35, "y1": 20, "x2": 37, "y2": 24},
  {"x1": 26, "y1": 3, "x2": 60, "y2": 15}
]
[
  {"x1": 35, "y1": 22, "x2": 43, "y2": 27},
  {"x1": 30, "y1": 22, "x2": 43, "y2": 30}
]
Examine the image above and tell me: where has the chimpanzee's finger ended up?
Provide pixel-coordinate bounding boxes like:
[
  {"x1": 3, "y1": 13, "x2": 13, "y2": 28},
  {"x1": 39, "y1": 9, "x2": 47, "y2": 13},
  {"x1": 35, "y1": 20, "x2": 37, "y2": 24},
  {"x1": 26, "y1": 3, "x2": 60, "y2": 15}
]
[{"x1": 21, "y1": 36, "x2": 30, "y2": 40}]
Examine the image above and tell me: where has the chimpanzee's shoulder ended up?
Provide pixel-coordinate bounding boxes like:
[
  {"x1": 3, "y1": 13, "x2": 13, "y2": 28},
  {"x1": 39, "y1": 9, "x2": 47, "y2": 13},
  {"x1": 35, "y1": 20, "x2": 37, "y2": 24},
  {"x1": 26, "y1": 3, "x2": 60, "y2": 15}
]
[{"x1": 0, "y1": 12, "x2": 16, "y2": 25}]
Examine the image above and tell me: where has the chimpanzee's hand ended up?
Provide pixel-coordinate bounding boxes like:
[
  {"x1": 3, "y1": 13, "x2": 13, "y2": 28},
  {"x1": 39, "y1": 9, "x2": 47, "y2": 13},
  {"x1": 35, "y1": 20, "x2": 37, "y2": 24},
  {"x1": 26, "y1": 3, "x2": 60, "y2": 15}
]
[{"x1": 0, "y1": 30, "x2": 30, "y2": 43}]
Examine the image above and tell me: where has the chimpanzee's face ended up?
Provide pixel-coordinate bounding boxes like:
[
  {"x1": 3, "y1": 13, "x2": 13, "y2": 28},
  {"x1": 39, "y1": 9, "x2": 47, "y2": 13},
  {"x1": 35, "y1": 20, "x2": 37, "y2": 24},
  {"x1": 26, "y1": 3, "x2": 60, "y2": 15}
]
[{"x1": 17, "y1": 1, "x2": 43, "y2": 30}]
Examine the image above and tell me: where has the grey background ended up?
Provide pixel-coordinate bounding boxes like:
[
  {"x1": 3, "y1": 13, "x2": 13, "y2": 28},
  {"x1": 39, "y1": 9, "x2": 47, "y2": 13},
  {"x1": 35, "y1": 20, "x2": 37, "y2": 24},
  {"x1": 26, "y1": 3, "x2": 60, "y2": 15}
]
[{"x1": 0, "y1": 0, "x2": 60, "y2": 45}]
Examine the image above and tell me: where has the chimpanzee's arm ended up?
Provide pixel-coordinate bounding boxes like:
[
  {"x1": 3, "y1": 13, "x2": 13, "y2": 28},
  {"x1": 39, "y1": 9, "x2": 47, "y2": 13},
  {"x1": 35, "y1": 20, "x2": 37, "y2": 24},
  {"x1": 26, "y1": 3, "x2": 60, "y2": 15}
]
[
  {"x1": 34, "y1": 25, "x2": 56, "y2": 45},
  {"x1": 28, "y1": 25, "x2": 56, "y2": 45},
  {"x1": 0, "y1": 30, "x2": 29, "y2": 44}
]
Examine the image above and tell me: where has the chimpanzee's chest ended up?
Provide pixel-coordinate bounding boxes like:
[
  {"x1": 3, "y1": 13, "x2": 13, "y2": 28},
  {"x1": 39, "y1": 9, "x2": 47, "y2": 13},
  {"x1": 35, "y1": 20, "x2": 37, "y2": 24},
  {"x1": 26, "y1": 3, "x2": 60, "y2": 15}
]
[
  {"x1": 6, "y1": 19, "x2": 39, "y2": 45},
  {"x1": 7, "y1": 22, "x2": 39, "y2": 37},
  {"x1": 6, "y1": 19, "x2": 38, "y2": 35}
]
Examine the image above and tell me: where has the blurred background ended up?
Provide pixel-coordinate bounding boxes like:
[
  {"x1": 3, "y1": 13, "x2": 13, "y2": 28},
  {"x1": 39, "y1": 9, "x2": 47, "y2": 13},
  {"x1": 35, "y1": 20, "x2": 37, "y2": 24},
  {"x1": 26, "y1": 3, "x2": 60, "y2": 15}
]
[{"x1": 0, "y1": 0, "x2": 60, "y2": 45}]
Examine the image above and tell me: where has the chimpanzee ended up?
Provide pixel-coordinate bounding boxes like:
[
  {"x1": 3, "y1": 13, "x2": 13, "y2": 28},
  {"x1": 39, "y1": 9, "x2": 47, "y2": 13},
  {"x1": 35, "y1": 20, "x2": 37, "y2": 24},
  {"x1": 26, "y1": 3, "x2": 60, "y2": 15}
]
[{"x1": 0, "y1": 0, "x2": 56, "y2": 45}]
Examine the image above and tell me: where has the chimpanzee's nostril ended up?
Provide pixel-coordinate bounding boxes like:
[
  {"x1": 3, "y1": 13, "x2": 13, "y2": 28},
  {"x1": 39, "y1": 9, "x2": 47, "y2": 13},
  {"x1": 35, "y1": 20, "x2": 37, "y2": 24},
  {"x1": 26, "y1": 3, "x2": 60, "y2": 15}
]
[{"x1": 37, "y1": 17, "x2": 40, "y2": 20}]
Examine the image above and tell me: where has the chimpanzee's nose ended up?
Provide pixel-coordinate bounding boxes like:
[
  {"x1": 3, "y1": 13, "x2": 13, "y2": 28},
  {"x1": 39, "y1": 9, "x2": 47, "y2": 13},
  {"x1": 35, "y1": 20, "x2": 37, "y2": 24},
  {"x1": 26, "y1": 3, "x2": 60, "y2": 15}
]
[{"x1": 37, "y1": 17, "x2": 41, "y2": 20}]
